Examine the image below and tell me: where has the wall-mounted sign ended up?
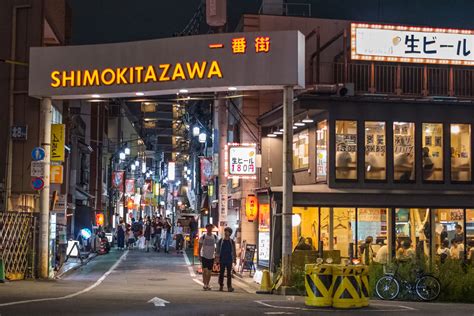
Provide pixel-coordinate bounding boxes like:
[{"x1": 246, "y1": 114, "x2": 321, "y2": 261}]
[
  {"x1": 125, "y1": 179, "x2": 135, "y2": 195},
  {"x1": 200, "y1": 157, "x2": 212, "y2": 186},
  {"x1": 11, "y1": 125, "x2": 28, "y2": 140},
  {"x1": 32, "y1": 147, "x2": 45, "y2": 161},
  {"x1": 29, "y1": 31, "x2": 304, "y2": 99},
  {"x1": 31, "y1": 177, "x2": 45, "y2": 191},
  {"x1": 51, "y1": 124, "x2": 65, "y2": 162},
  {"x1": 53, "y1": 194, "x2": 67, "y2": 212},
  {"x1": 112, "y1": 171, "x2": 124, "y2": 190},
  {"x1": 224, "y1": 143, "x2": 257, "y2": 179},
  {"x1": 31, "y1": 161, "x2": 46, "y2": 177},
  {"x1": 352, "y1": 23, "x2": 474, "y2": 66},
  {"x1": 50, "y1": 165, "x2": 63, "y2": 184}
]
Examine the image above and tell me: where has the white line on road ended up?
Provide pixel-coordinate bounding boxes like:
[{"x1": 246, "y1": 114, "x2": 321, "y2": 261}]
[
  {"x1": 182, "y1": 251, "x2": 196, "y2": 278},
  {"x1": 255, "y1": 300, "x2": 417, "y2": 312},
  {"x1": 0, "y1": 250, "x2": 129, "y2": 307},
  {"x1": 193, "y1": 278, "x2": 204, "y2": 286}
]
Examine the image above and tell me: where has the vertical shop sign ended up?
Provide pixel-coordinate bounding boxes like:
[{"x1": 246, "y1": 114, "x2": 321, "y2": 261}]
[
  {"x1": 219, "y1": 184, "x2": 228, "y2": 224},
  {"x1": 125, "y1": 179, "x2": 135, "y2": 195},
  {"x1": 200, "y1": 157, "x2": 212, "y2": 186},
  {"x1": 51, "y1": 124, "x2": 65, "y2": 162},
  {"x1": 112, "y1": 171, "x2": 125, "y2": 191}
]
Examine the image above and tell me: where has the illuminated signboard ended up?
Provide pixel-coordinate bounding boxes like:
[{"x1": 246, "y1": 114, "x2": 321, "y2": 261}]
[
  {"x1": 224, "y1": 143, "x2": 257, "y2": 179},
  {"x1": 168, "y1": 162, "x2": 176, "y2": 181},
  {"x1": 29, "y1": 31, "x2": 304, "y2": 99},
  {"x1": 351, "y1": 23, "x2": 474, "y2": 65}
]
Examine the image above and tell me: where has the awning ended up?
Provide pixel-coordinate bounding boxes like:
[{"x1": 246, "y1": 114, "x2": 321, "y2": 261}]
[{"x1": 74, "y1": 186, "x2": 95, "y2": 201}]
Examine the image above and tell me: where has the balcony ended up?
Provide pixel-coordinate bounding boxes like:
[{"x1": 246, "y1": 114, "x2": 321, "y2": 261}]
[{"x1": 328, "y1": 62, "x2": 474, "y2": 98}]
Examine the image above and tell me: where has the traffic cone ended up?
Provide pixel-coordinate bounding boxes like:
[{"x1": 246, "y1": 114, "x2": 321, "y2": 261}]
[
  {"x1": 256, "y1": 269, "x2": 272, "y2": 294},
  {"x1": 0, "y1": 258, "x2": 5, "y2": 283}
]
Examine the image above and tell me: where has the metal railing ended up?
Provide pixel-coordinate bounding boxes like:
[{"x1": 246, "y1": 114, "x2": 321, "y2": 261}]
[{"x1": 330, "y1": 62, "x2": 474, "y2": 98}]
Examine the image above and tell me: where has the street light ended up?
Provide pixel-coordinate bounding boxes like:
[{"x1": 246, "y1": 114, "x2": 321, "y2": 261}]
[
  {"x1": 142, "y1": 162, "x2": 147, "y2": 174},
  {"x1": 193, "y1": 126, "x2": 200, "y2": 137},
  {"x1": 134, "y1": 160, "x2": 140, "y2": 166},
  {"x1": 131, "y1": 164, "x2": 136, "y2": 171},
  {"x1": 124, "y1": 147, "x2": 131, "y2": 155},
  {"x1": 198, "y1": 132, "x2": 207, "y2": 143},
  {"x1": 119, "y1": 152, "x2": 126, "y2": 160}
]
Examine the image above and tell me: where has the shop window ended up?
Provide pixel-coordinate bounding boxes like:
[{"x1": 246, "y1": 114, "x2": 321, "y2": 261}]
[
  {"x1": 335, "y1": 121, "x2": 357, "y2": 180},
  {"x1": 292, "y1": 207, "x2": 318, "y2": 251},
  {"x1": 393, "y1": 122, "x2": 415, "y2": 182},
  {"x1": 320, "y1": 207, "x2": 330, "y2": 250},
  {"x1": 467, "y1": 210, "x2": 474, "y2": 263},
  {"x1": 333, "y1": 208, "x2": 356, "y2": 258},
  {"x1": 293, "y1": 129, "x2": 309, "y2": 170},
  {"x1": 316, "y1": 120, "x2": 328, "y2": 182},
  {"x1": 365, "y1": 122, "x2": 386, "y2": 180},
  {"x1": 450, "y1": 124, "x2": 471, "y2": 182},
  {"x1": 356, "y1": 208, "x2": 388, "y2": 264},
  {"x1": 433, "y1": 209, "x2": 465, "y2": 260},
  {"x1": 395, "y1": 208, "x2": 429, "y2": 260},
  {"x1": 422, "y1": 123, "x2": 443, "y2": 181}
]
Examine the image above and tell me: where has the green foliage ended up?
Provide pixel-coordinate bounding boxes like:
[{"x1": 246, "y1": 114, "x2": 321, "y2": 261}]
[{"x1": 291, "y1": 266, "x2": 306, "y2": 295}]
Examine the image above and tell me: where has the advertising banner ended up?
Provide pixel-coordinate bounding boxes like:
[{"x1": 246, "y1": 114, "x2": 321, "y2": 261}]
[
  {"x1": 51, "y1": 124, "x2": 65, "y2": 162},
  {"x1": 112, "y1": 171, "x2": 125, "y2": 191}
]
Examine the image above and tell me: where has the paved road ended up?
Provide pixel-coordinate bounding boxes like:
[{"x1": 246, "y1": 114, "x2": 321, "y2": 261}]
[{"x1": 0, "y1": 249, "x2": 472, "y2": 316}]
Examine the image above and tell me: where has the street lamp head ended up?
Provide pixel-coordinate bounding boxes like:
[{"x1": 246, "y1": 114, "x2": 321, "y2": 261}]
[
  {"x1": 193, "y1": 126, "x2": 200, "y2": 137},
  {"x1": 131, "y1": 164, "x2": 136, "y2": 171},
  {"x1": 198, "y1": 132, "x2": 207, "y2": 143},
  {"x1": 135, "y1": 160, "x2": 140, "y2": 166},
  {"x1": 119, "y1": 152, "x2": 126, "y2": 160},
  {"x1": 124, "y1": 147, "x2": 131, "y2": 155}
]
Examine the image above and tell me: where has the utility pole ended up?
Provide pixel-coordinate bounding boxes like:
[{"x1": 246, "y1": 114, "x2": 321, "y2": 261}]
[
  {"x1": 39, "y1": 97, "x2": 52, "y2": 278},
  {"x1": 281, "y1": 87, "x2": 294, "y2": 288}
]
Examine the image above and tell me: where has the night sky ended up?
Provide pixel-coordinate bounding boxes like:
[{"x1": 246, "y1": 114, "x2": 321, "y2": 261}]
[{"x1": 69, "y1": 0, "x2": 474, "y2": 45}]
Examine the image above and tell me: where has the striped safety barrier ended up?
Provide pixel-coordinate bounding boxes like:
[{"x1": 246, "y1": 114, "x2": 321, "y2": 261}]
[
  {"x1": 304, "y1": 264, "x2": 334, "y2": 307},
  {"x1": 331, "y1": 265, "x2": 362, "y2": 309}
]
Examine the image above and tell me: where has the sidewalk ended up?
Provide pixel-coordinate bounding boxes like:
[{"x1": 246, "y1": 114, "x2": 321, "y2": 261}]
[{"x1": 55, "y1": 251, "x2": 98, "y2": 279}]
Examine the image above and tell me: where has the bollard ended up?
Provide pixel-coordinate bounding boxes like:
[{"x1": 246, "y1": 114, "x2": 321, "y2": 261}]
[
  {"x1": 256, "y1": 269, "x2": 272, "y2": 294},
  {"x1": 305, "y1": 264, "x2": 333, "y2": 307},
  {"x1": 0, "y1": 258, "x2": 5, "y2": 283},
  {"x1": 331, "y1": 265, "x2": 361, "y2": 309}
]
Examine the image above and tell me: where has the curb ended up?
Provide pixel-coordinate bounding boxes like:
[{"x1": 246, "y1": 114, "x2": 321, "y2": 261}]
[{"x1": 55, "y1": 253, "x2": 98, "y2": 279}]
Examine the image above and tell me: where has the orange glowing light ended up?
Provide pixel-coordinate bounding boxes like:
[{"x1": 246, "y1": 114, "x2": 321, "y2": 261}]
[
  {"x1": 245, "y1": 195, "x2": 258, "y2": 222},
  {"x1": 209, "y1": 43, "x2": 224, "y2": 49},
  {"x1": 231, "y1": 37, "x2": 246, "y2": 54},
  {"x1": 255, "y1": 36, "x2": 270, "y2": 53}
]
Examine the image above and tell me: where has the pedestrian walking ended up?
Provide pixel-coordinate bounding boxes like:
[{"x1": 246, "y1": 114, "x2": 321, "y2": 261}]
[
  {"x1": 198, "y1": 224, "x2": 217, "y2": 291},
  {"x1": 189, "y1": 216, "x2": 198, "y2": 247},
  {"x1": 216, "y1": 227, "x2": 236, "y2": 292},
  {"x1": 175, "y1": 222, "x2": 184, "y2": 254},
  {"x1": 144, "y1": 219, "x2": 152, "y2": 252},
  {"x1": 116, "y1": 219, "x2": 125, "y2": 250},
  {"x1": 161, "y1": 218, "x2": 172, "y2": 253},
  {"x1": 154, "y1": 217, "x2": 163, "y2": 252}
]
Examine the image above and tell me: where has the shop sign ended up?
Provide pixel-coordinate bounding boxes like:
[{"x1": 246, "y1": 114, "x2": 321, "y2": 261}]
[
  {"x1": 112, "y1": 171, "x2": 124, "y2": 190},
  {"x1": 225, "y1": 143, "x2": 257, "y2": 179},
  {"x1": 258, "y1": 203, "x2": 270, "y2": 231},
  {"x1": 352, "y1": 23, "x2": 474, "y2": 66},
  {"x1": 246, "y1": 195, "x2": 258, "y2": 222},
  {"x1": 53, "y1": 194, "x2": 67, "y2": 212},
  {"x1": 125, "y1": 179, "x2": 135, "y2": 195},
  {"x1": 258, "y1": 231, "x2": 270, "y2": 263},
  {"x1": 200, "y1": 157, "x2": 212, "y2": 186},
  {"x1": 168, "y1": 162, "x2": 175, "y2": 181},
  {"x1": 219, "y1": 184, "x2": 228, "y2": 223},
  {"x1": 50, "y1": 165, "x2": 63, "y2": 184},
  {"x1": 51, "y1": 124, "x2": 65, "y2": 162},
  {"x1": 29, "y1": 31, "x2": 304, "y2": 99}
]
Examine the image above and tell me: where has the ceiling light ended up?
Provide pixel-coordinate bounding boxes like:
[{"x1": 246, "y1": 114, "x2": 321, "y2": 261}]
[
  {"x1": 267, "y1": 133, "x2": 277, "y2": 138},
  {"x1": 274, "y1": 130, "x2": 283, "y2": 135},
  {"x1": 293, "y1": 126, "x2": 298, "y2": 129},
  {"x1": 135, "y1": 92, "x2": 145, "y2": 96},
  {"x1": 91, "y1": 94, "x2": 100, "y2": 98},
  {"x1": 179, "y1": 89, "x2": 188, "y2": 93},
  {"x1": 294, "y1": 122, "x2": 306, "y2": 126},
  {"x1": 279, "y1": 128, "x2": 284, "y2": 132},
  {"x1": 302, "y1": 114, "x2": 314, "y2": 123},
  {"x1": 451, "y1": 125, "x2": 460, "y2": 134},
  {"x1": 228, "y1": 87, "x2": 237, "y2": 91}
]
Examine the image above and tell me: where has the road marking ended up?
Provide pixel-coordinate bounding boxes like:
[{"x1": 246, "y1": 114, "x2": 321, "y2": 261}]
[
  {"x1": 148, "y1": 297, "x2": 170, "y2": 307},
  {"x1": 0, "y1": 250, "x2": 129, "y2": 307},
  {"x1": 182, "y1": 251, "x2": 196, "y2": 278},
  {"x1": 232, "y1": 277, "x2": 254, "y2": 294},
  {"x1": 193, "y1": 278, "x2": 204, "y2": 286},
  {"x1": 255, "y1": 300, "x2": 417, "y2": 312}
]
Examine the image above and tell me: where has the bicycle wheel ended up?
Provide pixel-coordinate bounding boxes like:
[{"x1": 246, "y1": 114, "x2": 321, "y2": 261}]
[
  {"x1": 375, "y1": 276, "x2": 400, "y2": 300},
  {"x1": 416, "y1": 275, "x2": 441, "y2": 301}
]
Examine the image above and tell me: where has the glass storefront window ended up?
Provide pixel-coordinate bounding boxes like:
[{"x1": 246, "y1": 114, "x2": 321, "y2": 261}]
[
  {"x1": 365, "y1": 122, "x2": 386, "y2": 180},
  {"x1": 335, "y1": 121, "x2": 357, "y2": 180},
  {"x1": 357, "y1": 208, "x2": 388, "y2": 264},
  {"x1": 422, "y1": 123, "x2": 443, "y2": 181},
  {"x1": 333, "y1": 208, "x2": 356, "y2": 258},
  {"x1": 393, "y1": 122, "x2": 415, "y2": 182},
  {"x1": 433, "y1": 209, "x2": 465, "y2": 260},
  {"x1": 395, "y1": 208, "x2": 429, "y2": 260},
  {"x1": 292, "y1": 207, "x2": 318, "y2": 251},
  {"x1": 316, "y1": 120, "x2": 328, "y2": 182},
  {"x1": 450, "y1": 124, "x2": 471, "y2": 182},
  {"x1": 293, "y1": 129, "x2": 309, "y2": 170}
]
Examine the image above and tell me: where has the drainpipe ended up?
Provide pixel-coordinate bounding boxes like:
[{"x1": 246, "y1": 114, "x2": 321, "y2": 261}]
[{"x1": 6, "y1": 5, "x2": 31, "y2": 211}]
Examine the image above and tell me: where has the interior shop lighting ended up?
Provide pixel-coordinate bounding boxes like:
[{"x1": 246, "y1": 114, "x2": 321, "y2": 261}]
[
  {"x1": 91, "y1": 94, "x2": 100, "y2": 98},
  {"x1": 135, "y1": 92, "x2": 145, "y2": 96},
  {"x1": 228, "y1": 87, "x2": 237, "y2": 91},
  {"x1": 294, "y1": 121, "x2": 306, "y2": 127},
  {"x1": 451, "y1": 125, "x2": 460, "y2": 134},
  {"x1": 179, "y1": 89, "x2": 189, "y2": 93},
  {"x1": 292, "y1": 214, "x2": 302, "y2": 227}
]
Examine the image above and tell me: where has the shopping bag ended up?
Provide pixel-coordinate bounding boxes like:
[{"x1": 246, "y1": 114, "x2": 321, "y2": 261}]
[{"x1": 138, "y1": 236, "x2": 146, "y2": 249}]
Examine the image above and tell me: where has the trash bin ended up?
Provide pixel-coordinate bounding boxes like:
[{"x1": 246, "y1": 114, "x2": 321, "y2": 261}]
[
  {"x1": 304, "y1": 264, "x2": 333, "y2": 307},
  {"x1": 331, "y1": 265, "x2": 361, "y2": 309},
  {"x1": 356, "y1": 265, "x2": 370, "y2": 307}
]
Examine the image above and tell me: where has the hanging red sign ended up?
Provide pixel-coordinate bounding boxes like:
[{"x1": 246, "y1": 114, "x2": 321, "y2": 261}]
[
  {"x1": 112, "y1": 171, "x2": 124, "y2": 191},
  {"x1": 245, "y1": 195, "x2": 258, "y2": 222},
  {"x1": 125, "y1": 179, "x2": 135, "y2": 195}
]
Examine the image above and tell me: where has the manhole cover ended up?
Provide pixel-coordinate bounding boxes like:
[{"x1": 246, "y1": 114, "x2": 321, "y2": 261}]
[{"x1": 148, "y1": 278, "x2": 167, "y2": 281}]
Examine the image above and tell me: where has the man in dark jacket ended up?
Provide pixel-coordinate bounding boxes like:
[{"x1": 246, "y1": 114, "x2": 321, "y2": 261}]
[{"x1": 216, "y1": 227, "x2": 237, "y2": 292}]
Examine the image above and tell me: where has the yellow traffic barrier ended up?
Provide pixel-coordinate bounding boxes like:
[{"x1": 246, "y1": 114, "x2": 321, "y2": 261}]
[
  {"x1": 331, "y1": 265, "x2": 361, "y2": 309},
  {"x1": 357, "y1": 265, "x2": 370, "y2": 307},
  {"x1": 305, "y1": 264, "x2": 333, "y2": 307},
  {"x1": 256, "y1": 269, "x2": 272, "y2": 294}
]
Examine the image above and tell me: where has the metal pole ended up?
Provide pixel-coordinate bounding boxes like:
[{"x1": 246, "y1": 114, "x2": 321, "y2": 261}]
[
  {"x1": 281, "y1": 87, "x2": 294, "y2": 287},
  {"x1": 39, "y1": 97, "x2": 52, "y2": 279}
]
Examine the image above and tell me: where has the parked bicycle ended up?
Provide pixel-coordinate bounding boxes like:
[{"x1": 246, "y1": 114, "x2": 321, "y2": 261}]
[{"x1": 375, "y1": 261, "x2": 441, "y2": 301}]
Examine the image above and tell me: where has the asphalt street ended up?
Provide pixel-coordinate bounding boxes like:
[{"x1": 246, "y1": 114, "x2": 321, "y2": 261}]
[{"x1": 0, "y1": 249, "x2": 473, "y2": 316}]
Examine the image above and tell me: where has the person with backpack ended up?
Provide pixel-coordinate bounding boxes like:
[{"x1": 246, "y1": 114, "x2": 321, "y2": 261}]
[
  {"x1": 198, "y1": 224, "x2": 217, "y2": 291},
  {"x1": 215, "y1": 227, "x2": 236, "y2": 292}
]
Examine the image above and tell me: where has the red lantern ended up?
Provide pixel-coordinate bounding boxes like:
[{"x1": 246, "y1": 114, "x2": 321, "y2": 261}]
[
  {"x1": 96, "y1": 213, "x2": 104, "y2": 226},
  {"x1": 245, "y1": 195, "x2": 258, "y2": 222},
  {"x1": 127, "y1": 198, "x2": 134, "y2": 209}
]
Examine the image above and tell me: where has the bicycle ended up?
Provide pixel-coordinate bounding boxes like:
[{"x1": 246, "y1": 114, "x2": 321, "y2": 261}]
[{"x1": 375, "y1": 261, "x2": 441, "y2": 301}]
